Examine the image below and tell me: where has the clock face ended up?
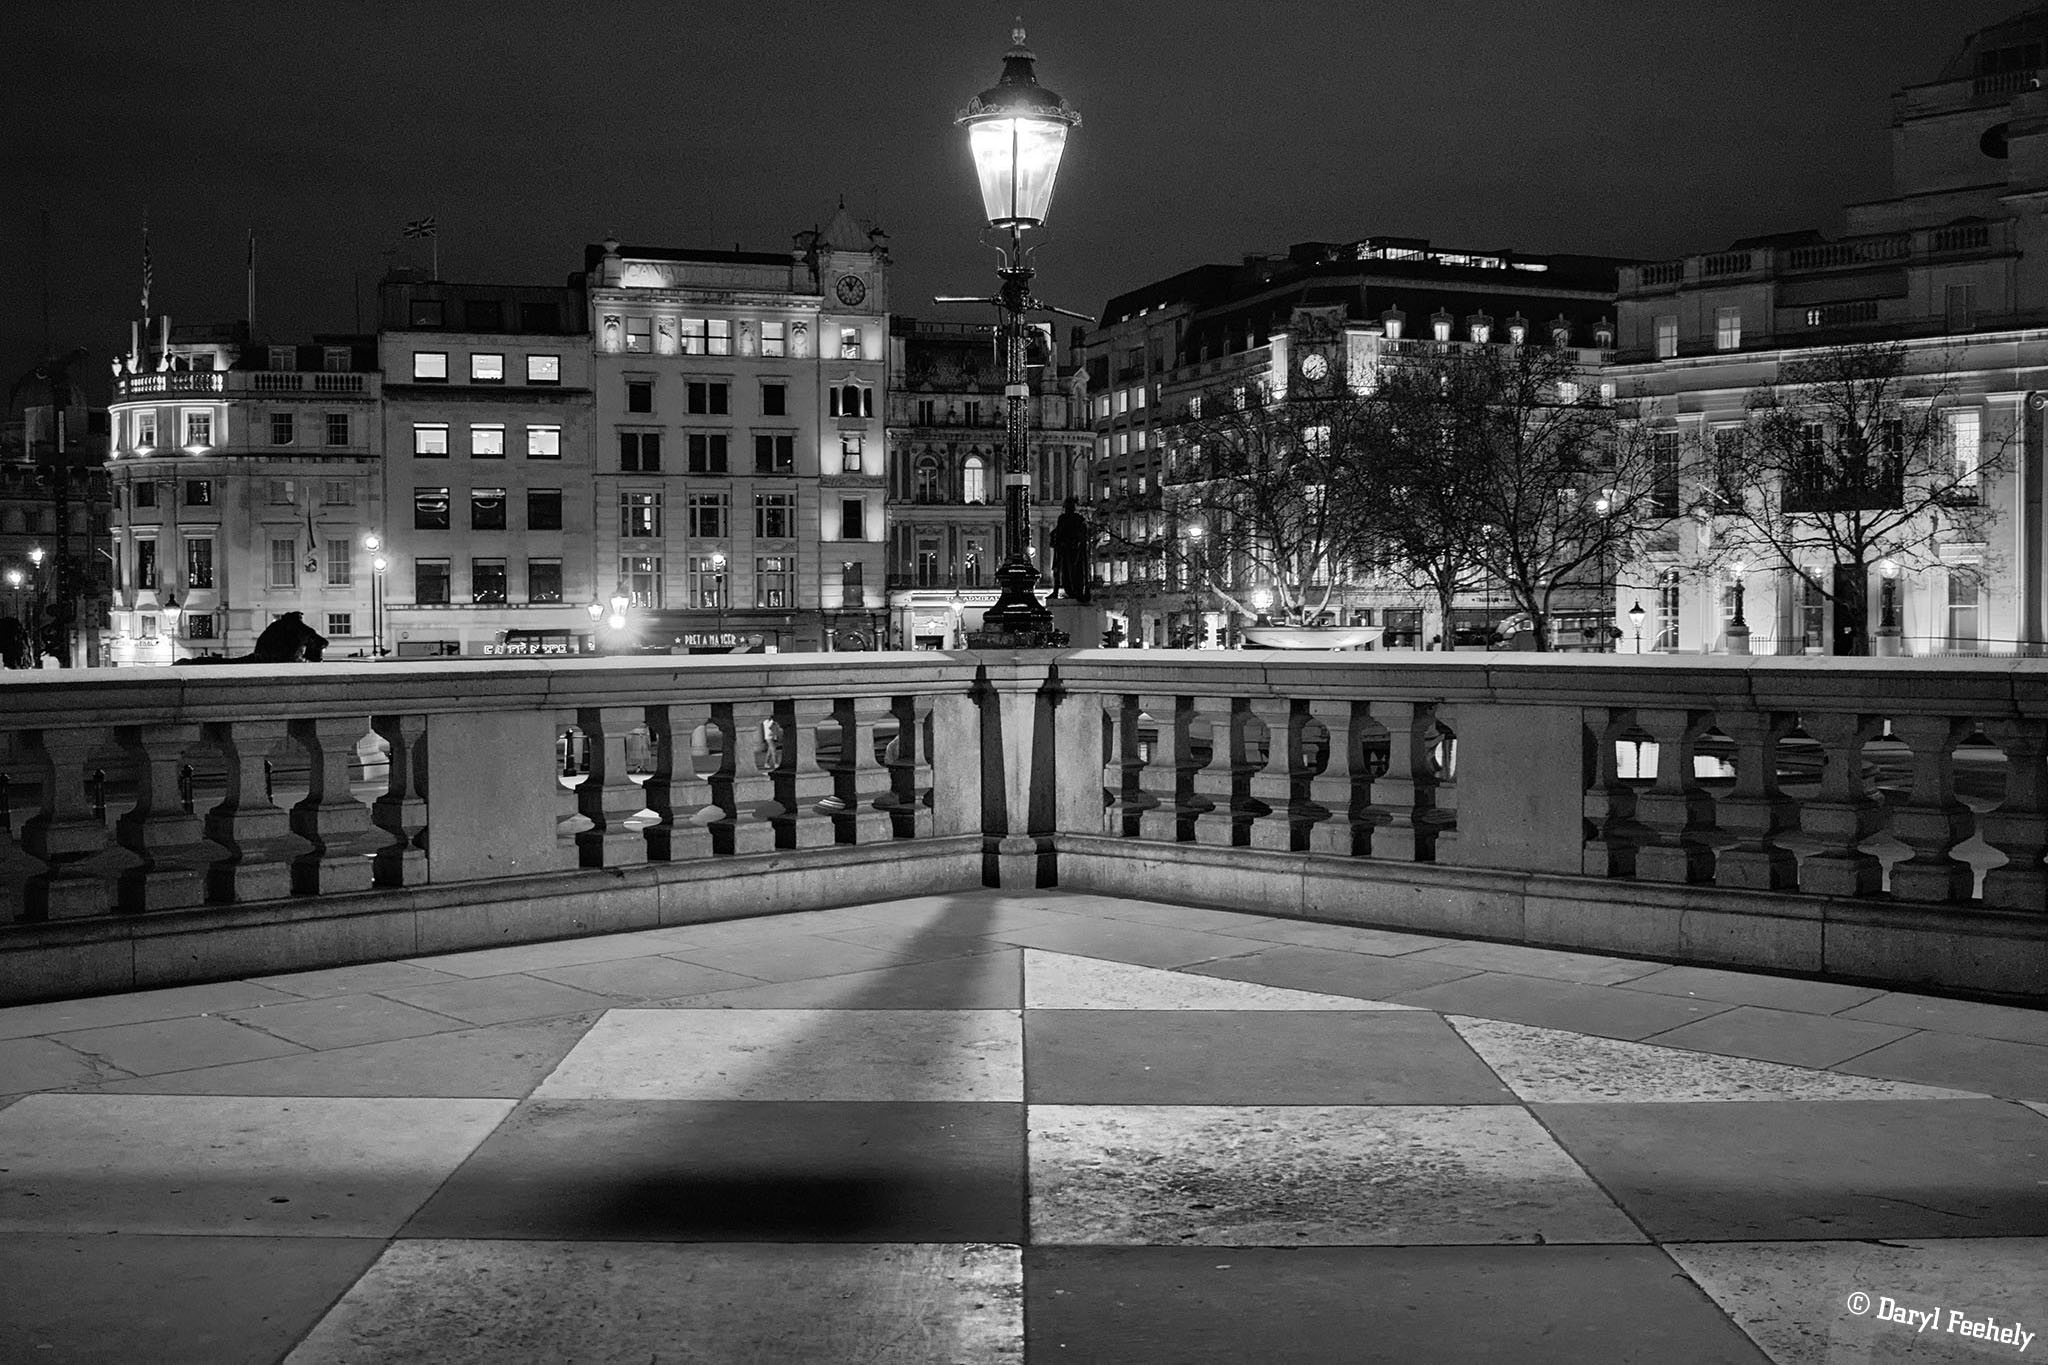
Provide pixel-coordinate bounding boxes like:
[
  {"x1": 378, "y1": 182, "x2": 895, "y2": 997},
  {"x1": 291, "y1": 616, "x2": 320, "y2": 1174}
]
[
  {"x1": 1300, "y1": 353, "x2": 1329, "y2": 380},
  {"x1": 835, "y1": 274, "x2": 868, "y2": 307}
]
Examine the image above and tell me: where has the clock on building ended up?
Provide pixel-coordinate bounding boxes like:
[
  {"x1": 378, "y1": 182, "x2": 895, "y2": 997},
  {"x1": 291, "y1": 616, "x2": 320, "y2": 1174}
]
[
  {"x1": 1300, "y1": 352, "x2": 1329, "y2": 381},
  {"x1": 835, "y1": 274, "x2": 868, "y2": 307}
]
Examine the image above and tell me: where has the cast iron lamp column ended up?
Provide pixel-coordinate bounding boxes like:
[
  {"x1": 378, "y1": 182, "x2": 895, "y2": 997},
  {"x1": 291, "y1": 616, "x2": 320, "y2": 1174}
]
[
  {"x1": 161, "y1": 592, "x2": 182, "y2": 664},
  {"x1": 945, "y1": 24, "x2": 1084, "y2": 648},
  {"x1": 1725, "y1": 561, "x2": 1751, "y2": 656},
  {"x1": 1628, "y1": 598, "x2": 1645, "y2": 654},
  {"x1": 1875, "y1": 557, "x2": 1903, "y2": 657}
]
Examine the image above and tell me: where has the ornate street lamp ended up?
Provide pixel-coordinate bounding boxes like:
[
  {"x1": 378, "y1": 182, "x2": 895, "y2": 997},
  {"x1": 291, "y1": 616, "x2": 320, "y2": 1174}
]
[
  {"x1": 1876, "y1": 557, "x2": 1903, "y2": 656},
  {"x1": 363, "y1": 532, "x2": 389, "y2": 659},
  {"x1": 161, "y1": 592, "x2": 182, "y2": 663},
  {"x1": 944, "y1": 24, "x2": 1085, "y2": 647},
  {"x1": 1628, "y1": 599, "x2": 1646, "y2": 654},
  {"x1": 1725, "y1": 561, "x2": 1751, "y2": 656},
  {"x1": 1250, "y1": 586, "x2": 1274, "y2": 628}
]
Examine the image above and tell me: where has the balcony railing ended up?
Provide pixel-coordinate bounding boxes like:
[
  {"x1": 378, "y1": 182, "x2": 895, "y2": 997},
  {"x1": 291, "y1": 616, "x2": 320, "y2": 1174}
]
[
  {"x1": 3, "y1": 654, "x2": 2046, "y2": 1005},
  {"x1": 115, "y1": 371, "x2": 374, "y2": 402}
]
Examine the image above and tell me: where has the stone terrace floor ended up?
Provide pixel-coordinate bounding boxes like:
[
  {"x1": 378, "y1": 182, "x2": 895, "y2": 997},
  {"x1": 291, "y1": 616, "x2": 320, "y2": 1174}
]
[{"x1": 2, "y1": 889, "x2": 2046, "y2": 1363}]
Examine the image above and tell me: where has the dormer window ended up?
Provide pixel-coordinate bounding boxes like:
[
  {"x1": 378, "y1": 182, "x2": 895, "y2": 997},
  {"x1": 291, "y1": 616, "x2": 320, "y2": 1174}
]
[
  {"x1": 1381, "y1": 310, "x2": 1405, "y2": 341},
  {"x1": 268, "y1": 346, "x2": 296, "y2": 371},
  {"x1": 1431, "y1": 312, "x2": 1454, "y2": 343},
  {"x1": 1467, "y1": 314, "x2": 1492, "y2": 344},
  {"x1": 1507, "y1": 315, "x2": 1528, "y2": 344}
]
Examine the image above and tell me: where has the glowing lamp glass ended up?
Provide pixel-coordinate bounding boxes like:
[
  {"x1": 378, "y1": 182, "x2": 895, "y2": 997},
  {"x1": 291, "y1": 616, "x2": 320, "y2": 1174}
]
[
  {"x1": 966, "y1": 114, "x2": 1070, "y2": 229},
  {"x1": 1250, "y1": 588, "x2": 1273, "y2": 612}
]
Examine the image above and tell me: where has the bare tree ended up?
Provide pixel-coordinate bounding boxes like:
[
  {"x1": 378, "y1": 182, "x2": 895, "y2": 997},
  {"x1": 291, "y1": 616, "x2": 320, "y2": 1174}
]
[
  {"x1": 1705, "y1": 342, "x2": 2006, "y2": 655},
  {"x1": 1350, "y1": 342, "x2": 1668, "y2": 651}
]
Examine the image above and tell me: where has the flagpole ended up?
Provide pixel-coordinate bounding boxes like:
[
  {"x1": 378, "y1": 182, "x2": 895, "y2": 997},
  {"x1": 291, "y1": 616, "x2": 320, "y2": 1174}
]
[{"x1": 246, "y1": 230, "x2": 256, "y2": 338}]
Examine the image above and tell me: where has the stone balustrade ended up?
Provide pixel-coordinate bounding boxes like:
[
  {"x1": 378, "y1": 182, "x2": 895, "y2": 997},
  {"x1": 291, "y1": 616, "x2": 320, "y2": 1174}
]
[{"x1": 2, "y1": 652, "x2": 2045, "y2": 1003}]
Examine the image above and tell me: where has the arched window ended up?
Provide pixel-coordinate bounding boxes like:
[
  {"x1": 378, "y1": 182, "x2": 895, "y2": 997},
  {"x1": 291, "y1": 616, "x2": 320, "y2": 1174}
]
[
  {"x1": 914, "y1": 455, "x2": 942, "y2": 504},
  {"x1": 963, "y1": 454, "x2": 989, "y2": 505}
]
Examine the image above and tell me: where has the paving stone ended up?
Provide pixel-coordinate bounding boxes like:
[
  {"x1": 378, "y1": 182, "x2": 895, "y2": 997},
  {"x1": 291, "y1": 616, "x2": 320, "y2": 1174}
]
[
  {"x1": 1832, "y1": 1031, "x2": 2048, "y2": 1102},
  {"x1": 1027, "y1": 1011, "x2": 1513, "y2": 1105},
  {"x1": 664, "y1": 934, "x2": 933, "y2": 983},
  {"x1": 378, "y1": 974, "x2": 619, "y2": 1026},
  {"x1": 1448, "y1": 1016, "x2": 1978, "y2": 1103},
  {"x1": 86, "y1": 1016, "x2": 595, "y2": 1099},
  {"x1": 1027, "y1": 1246, "x2": 1769, "y2": 1364},
  {"x1": 1640, "y1": 1004, "x2": 1916, "y2": 1069},
  {"x1": 981, "y1": 917, "x2": 1267, "y2": 969},
  {"x1": 402, "y1": 933, "x2": 687, "y2": 980},
  {"x1": 663, "y1": 950, "x2": 1022, "y2": 1010},
  {"x1": 0, "y1": 1093, "x2": 515, "y2": 1236},
  {"x1": 403, "y1": 1099, "x2": 1023, "y2": 1243},
  {"x1": 1185, "y1": 943, "x2": 1482, "y2": 1000},
  {"x1": 1045, "y1": 897, "x2": 1283, "y2": 936},
  {"x1": 1668, "y1": 1237, "x2": 2048, "y2": 1365},
  {"x1": 1022, "y1": 949, "x2": 1414, "y2": 1011},
  {"x1": 1030, "y1": 1104, "x2": 1642, "y2": 1246},
  {"x1": 1390, "y1": 970, "x2": 1736, "y2": 1040},
  {"x1": 1837, "y1": 993, "x2": 2048, "y2": 1047},
  {"x1": 1535, "y1": 1099, "x2": 2048, "y2": 1240},
  {"x1": 222, "y1": 993, "x2": 470, "y2": 1050},
  {"x1": 812, "y1": 922, "x2": 1027, "y2": 962},
  {"x1": 523, "y1": 954, "x2": 761, "y2": 1001},
  {"x1": 1197, "y1": 918, "x2": 1450, "y2": 955},
  {"x1": 0, "y1": 1035, "x2": 133, "y2": 1095},
  {"x1": 1402, "y1": 940, "x2": 1667, "y2": 986},
  {"x1": 57, "y1": 1015, "x2": 306, "y2": 1076},
  {"x1": 1, "y1": 1233, "x2": 387, "y2": 1365},
  {"x1": 246, "y1": 962, "x2": 464, "y2": 999},
  {"x1": 289, "y1": 1239, "x2": 1022, "y2": 1364},
  {"x1": 534, "y1": 1008, "x2": 1021, "y2": 1102},
  {"x1": 1619, "y1": 964, "x2": 1886, "y2": 1015},
  {"x1": 0, "y1": 980, "x2": 301, "y2": 1041}
]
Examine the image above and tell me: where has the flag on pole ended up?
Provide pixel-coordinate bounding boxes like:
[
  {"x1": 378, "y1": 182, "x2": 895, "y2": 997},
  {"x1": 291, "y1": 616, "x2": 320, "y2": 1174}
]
[
  {"x1": 140, "y1": 215, "x2": 153, "y2": 314},
  {"x1": 304, "y1": 505, "x2": 320, "y2": 575},
  {"x1": 403, "y1": 216, "x2": 437, "y2": 238}
]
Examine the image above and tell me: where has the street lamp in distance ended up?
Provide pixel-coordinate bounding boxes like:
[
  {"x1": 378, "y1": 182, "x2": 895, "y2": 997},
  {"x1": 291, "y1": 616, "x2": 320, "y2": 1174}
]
[
  {"x1": 364, "y1": 532, "x2": 389, "y2": 658},
  {"x1": 161, "y1": 592, "x2": 183, "y2": 663},
  {"x1": 1725, "y1": 561, "x2": 1751, "y2": 656},
  {"x1": 1876, "y1": 557, "x2": 1903, "y2": 657},
  {"x1": 1628, "y1": 599, "x2": 1646, "y2": 654}
]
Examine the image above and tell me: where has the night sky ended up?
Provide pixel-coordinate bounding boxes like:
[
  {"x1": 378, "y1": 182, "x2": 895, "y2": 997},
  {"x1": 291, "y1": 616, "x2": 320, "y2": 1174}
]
[{"x1": 6, "y1": 0, "x2": 2021, "y2": 401}]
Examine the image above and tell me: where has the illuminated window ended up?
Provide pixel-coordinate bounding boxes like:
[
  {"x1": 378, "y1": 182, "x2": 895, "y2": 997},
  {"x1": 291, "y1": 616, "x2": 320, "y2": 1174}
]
[
  {"x1": 526, "y1": 353, "x2": 560, "y2": 384},
  {"x1": 136, "y1": 412, "x2": 157, "y2": 448},
  {"x1": 1654, "y1": 316, "x2": 1678, "y2": 358},
  {"x1": 135, "y1": 537, "x2": 158, "y2": 588},
  {"x1": 707, "y1": 320, "x2": 732, "y2": 355},
  {"x1": 413, "y1": 351, "x2": 448, "y2": 381},
  {"x1": 678, "y1": 319, "x2": 706, "y2": 355},
  {"x1": 470, "y1": 424, "x2": 506, "y2": 458},
  {"x1": 414, "y1": 423, "x2": 449, "y2": 457},
  {"x1": 1432, "y1": 316, "x2": 1453, "y2": 343},
  {"x1": 687, "y1": 555, "x2": 724, "y2": 608},
  {"x1": 184, "y1": 479, "x2": 212, "y2": 507},
  {"x1": 756, "y1": 555, "x2": 793, "y2": 608},
  {"x1": 761, "y1": 321, "x2": 786, "y2": 357},
  {"x1": 269, "y1": 538, "x2": 299, "y2": 589},
  {"x1": 1947, "y1": 409, "x2": 1982, "y2": 488},
  {"x1": 527, "y1": 425, "x2": 561, "y2": 459},
  {"x1": 620, "y1": 491, "x2": 662, "y2": 539},
  {"x1": 186, "y1": 537, "x2": 215, "y2": 589},
  {"x1": 830, "y1": 384, "x2": 873, "y2": 418},
  {"x1": 625, "y1": 316, "x2": 652, "y2": 352},
  {"x1": 1947, "y1": 568, "x2": 1981, "y2": 648},
  {"x1": 471, "y1": 353, "x2": 504, "y2": 383},
  {"x1": 325, "y1": 540, "x2": 352, "y2": 586},
  {"x1": 687, "y1": 493, "x2": 728, "y2": 539},
  {"x1": 622, "y1": 555, "x2": 664, "y2": 608},
  {"x1": 184, "y1": 411, "x2": 213, "y2": 446},
  {"x1": 1714, "y1": 308, "x2": 1742, "y2": 351},
  {"x1": 755, "y1": 493, "x2": 795, "y2": 539},
  {"x1": 841, "y1": 434, "x2": 863, "y2": 472},
  {"x1": 840, "y1": 327, "x2": 861, "y2": 359},
  {"x1": 325, "y1": 613, "x2": 352, "y2": 638},
  {"x1": 470, "y1": 488, "x2": 507, "y2": 531},
  {"x1": 963, "y1": 455, "x2": 989, "y2": 504}
]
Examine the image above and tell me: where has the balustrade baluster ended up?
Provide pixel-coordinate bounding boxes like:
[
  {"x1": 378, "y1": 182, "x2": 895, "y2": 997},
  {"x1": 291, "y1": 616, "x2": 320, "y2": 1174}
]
[
  {"x1": 1245, "y1": 696, "x2": 1297, "y2": 852},
  {"x1": 1980, "y1": 719, "x2": 2048, "y2": 910},
  {"x1": 1371, "y1": 701, "x2": 1446, "y2": 862},
  {"x1": 1136, "y1": 695, "x2": 1194, "y2": 843},
  {"x1": 1582, "y1": 709, "x2": 1644, "y2": 877},
  {"x1": 1633, "y1": 709, "x2": 1719, "y2": 884},
  {"x1": 20, "y1": 727, "x2": 126, "y2": 919},
  {"x1": 1797, "y1": 712, "x2": 1886, "y2": 896},
  {"x1": 1305, "y1": 700, "x2": 1369, "y2": 857},
  {"x1": 288, "y1": 718, "x2": 376, "y2": 895},
  {"x1": 1188, "y1": 696, "x2": 1240, "y2": 847},
  {"x1": 830, "y1": 697, "x2": 896, "y2": 845},
  {"x1": 642, "y1": 703, "x2": 716, "y2": 861},
  {"x1": 1886, "y1": 716, "x2": 1976, "y2": 904},
  {"x1": 880, "y1": 696, "x2": 936, "y2": 839},
  {"x1": 554, "y1": 715, "x2": 593, "y2": 870},
  {"x1": 370, "y1": 714, "x2": 428, "y2": 886},
  {"x1": 775, "y1": 698, "x2": 838, "y2": 849},
  {"x1": 201, "y1": 720, "x2": 308, "y2": 903},
  {"x1": 575, "y1": 707, "x2": 651, "y2": 869},
  {"x1": 113, "y1": 722, "x2": 217, "y2": 911},
  {"x1": 1712, "y1": 710, "x2": 1799, "y2": 891},
  {"x1": 1102, "y1": 695, "x2": 1147, "y2": 837},
  {"x1": 712, "y1": 700, "x2": 781, "y2": 855}
]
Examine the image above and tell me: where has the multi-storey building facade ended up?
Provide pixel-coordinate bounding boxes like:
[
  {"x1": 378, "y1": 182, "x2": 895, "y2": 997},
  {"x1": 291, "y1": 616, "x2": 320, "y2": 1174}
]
[
  {"x1": 3, "y1": 356, "x2": 109, "y2": 664},
  {"x1": 105, "y1": 323, "x2": 382, "y2": 664},
  {"x1": 884, "y1": 317, "x2": 1090, "y2": 648},
  {"x1": 1608, "y1": 5, "x2": 2048, "y2": 656},
  {"x1": 1085, "y1": 238, "x2": 1622, "y2": 647},
  {"x1": 584, "y1": 206, "x2": 891, "y2": 654},
  {"x1": 377, "y1": 276, "x2": 593, "y2": 658}
]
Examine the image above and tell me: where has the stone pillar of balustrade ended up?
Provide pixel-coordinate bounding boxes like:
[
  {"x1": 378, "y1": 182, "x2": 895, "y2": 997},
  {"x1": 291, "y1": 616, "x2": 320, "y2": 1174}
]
[
  {"x1": 1796, "y1": 712, "x2": 1887, "y2": 896},
  {"x1": 1136, "y1": 695, "x2": 1196, "y2": 843},
  {"x1": 1305, "y1": 699, "x2": 1370, "y2": 858},
  {"x1": 775, "y1": 698, "x2": 838, "y2": 850},
  {"x1": 1189, "y1": 696, "x2": 1244, "y2": 847},
  {"x1": 554, "y1": 716, "x2": 594, "y2": 870},
  {"x1": 370, "y1": 713, "x2": 428, "y2": 886},
  {"x1": 1711, "y1": 710, "x2": 1799, "y2": 891},
  {"x1": 1244, "y1": 696, "x2": 1298, "y2": 852},
  {"x1": 641, "y1": 703, "x2": 716, "y2": 862},
  {"x1": 1980, "y1": 718, "x2": 2048, "y2": 910},
  {"x1": 1582, "y1": 709, "x2": 1644, "y2": 878},
  {"x1": 1632, "y1": 709, "x2": 1720, "y2": 884},
  {"x1": 1370, "y1": 701, "x2": 1446, "y2": 863},
  {"x1": 1100, "y1": 694, "x2": 1148, "y2": 838},
  {"x1": 574, "y1": 707, "x2": 652, "y2": 870},
  {"x1": 288, "y1": 717, "x2": 376, "y2": 895},
  {"x1": 201, "y1": 720, "x2": 308, "y2": 903},
  {"x1": 112, "y1": 722, "x2": 217, "y2": 911},
  {"x1": 879, "y1": 696, "x2": 936, "y2": 840},
  {"x1": 831, "y1": 697, "x2": 897, "y2": 845},
  {"x1": 713, "y1": 699, "x2": 781, "y2": 856},
  {"x1": 20, "y1": 726, "x2": 128, "y2": 919},
  {"x1": 1885, "y1": 715, "x2": 1977, "y2": 904}
]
